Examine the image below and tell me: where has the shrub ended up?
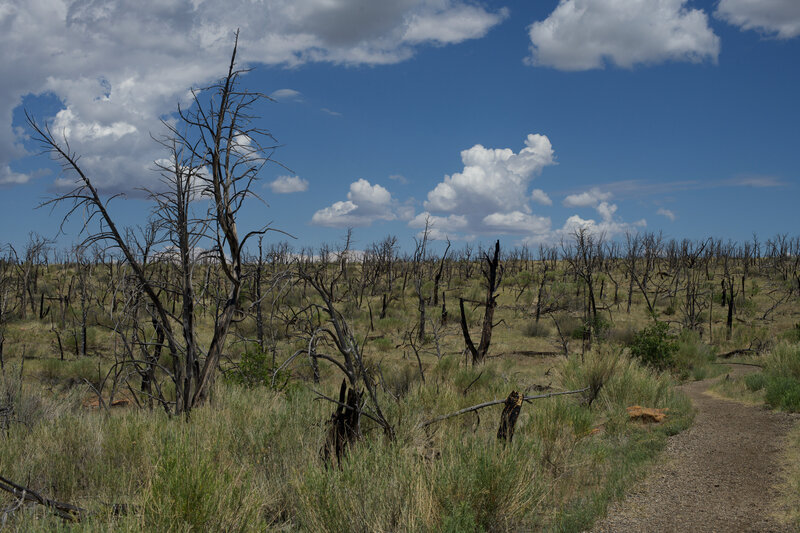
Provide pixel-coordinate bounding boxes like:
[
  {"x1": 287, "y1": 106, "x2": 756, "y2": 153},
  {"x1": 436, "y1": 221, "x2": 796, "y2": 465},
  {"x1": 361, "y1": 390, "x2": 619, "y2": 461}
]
[
  {"x1": 764, "y1": 376, "x2": 800, "y2": 411},
  {"x1": 761, "y1": 342, "x2": 800, "y2": 412},
  {"x1": 522, "y1": 321, "x2": 551, "y2": 338},
  {"x1": 744, "y1": 372, "x2": 767, "y2": 392},
  {"x1": 673, "y1": 329, "x2": 715, "y2": 380},
  {"x1": 628, "y1": 321, "x2": 677, "y2": 371},
  {"x1": 231, "y1": 349, "x2": 271, "y2": 387}
]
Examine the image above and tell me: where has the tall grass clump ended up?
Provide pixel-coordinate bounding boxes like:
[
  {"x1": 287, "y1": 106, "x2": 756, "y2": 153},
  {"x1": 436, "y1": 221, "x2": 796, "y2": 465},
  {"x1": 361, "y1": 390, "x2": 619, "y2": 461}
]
[
  {"x1": 762, "y1": 342, "x2": 800, "y2": 411},
  {"x1": 673, "y1": 329, "x2": 716, "y2": 380}
]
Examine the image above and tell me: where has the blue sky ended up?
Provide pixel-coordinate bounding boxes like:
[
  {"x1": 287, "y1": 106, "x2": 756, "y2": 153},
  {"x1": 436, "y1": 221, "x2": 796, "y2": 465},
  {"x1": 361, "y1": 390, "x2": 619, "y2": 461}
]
[{"x1": 1, "y1": 0, "x2": 798, "y2": 253}]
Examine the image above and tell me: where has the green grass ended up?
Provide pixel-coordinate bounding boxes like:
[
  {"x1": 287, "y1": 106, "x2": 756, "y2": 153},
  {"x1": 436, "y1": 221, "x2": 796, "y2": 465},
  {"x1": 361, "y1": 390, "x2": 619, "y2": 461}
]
[{"x1": 0, "y1": 349, "x2": 691, "y2": 532}]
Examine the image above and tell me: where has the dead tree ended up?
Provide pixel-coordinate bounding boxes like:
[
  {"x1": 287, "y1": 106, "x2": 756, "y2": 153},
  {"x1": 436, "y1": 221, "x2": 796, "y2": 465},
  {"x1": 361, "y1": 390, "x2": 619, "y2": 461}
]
[
  {"x1": 27, "y1": 33, "x2": 280, "y2": 415},
  {"x1": 320, "y1": 379, "x2": 362, "y2": 466},
  {"x1": 497, "y1": 390, "x2": 523, "y2": 442},
  {"x1": 460, "y1": 240, "x2": 503, "y2": 365}
]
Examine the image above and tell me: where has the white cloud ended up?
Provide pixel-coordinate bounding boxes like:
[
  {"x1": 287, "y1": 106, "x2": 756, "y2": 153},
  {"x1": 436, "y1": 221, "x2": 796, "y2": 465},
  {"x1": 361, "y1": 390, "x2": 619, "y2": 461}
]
[
  {"x1": 321, "y1": 107, "x2": 342, "y2": 117},
  {"x1": 269, "y1": 175, "x2": 309, "y2": 194},
  {"x1": 404, "y1": 5, "x2": 509, "y2": 44},
  {"x1": 409, "y1": 212, "x2": 469, "y2": 240},
  {"x1": 1, "y1": 0, "x2": 506, "y2": 192},
  {"x1": 482, "y1": 211, "x2": 551, "y2": 235},
  {"x1": 389, "y1": 173, "x2": 408, "y2": 184},
  {"x1": 415, "y1": 135, "x2": 645, "y2": 244},
  {"x1": 656, "y1": 207, "x2": 676, "y2": 221},
  {"x1": 716, "y1": 0, "x2": 800, "y2": 39},
  {"x1": 311, "y1": 178, "x2": 401, "y2": 227},
  {"x1": 527, "y1": 0, "x2": 720, "y2": 70},
  {"x1": 425, "y1": 133, "x2": 556, "y2": 215},
  {"x1": 530, "y1": 188, "x2": 552, "y2": 206},
  {"x1": 270, "y1": 88, "x2": 303, "y2": 101},
  {"x1": 549, "y1": 212, "x2": 647, "y2": 243},
  {"x1": 563, "y1": 187, "x2": 612, "y2": 208}
]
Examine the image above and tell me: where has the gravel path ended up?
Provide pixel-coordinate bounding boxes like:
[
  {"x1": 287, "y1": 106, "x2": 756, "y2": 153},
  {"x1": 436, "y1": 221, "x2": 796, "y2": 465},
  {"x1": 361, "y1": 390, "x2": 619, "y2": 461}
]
[{"x1": 591, "y1": 368, "x2": 799, "y2": 533}]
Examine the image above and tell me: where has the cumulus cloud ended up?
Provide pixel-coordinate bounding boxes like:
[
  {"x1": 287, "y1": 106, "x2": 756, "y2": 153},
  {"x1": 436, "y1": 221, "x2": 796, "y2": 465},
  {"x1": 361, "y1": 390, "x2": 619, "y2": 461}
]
[
  {"x1": 482, "y1": 211, "x2": 551, "y2": 234},
  {"x1": 657, "y1": 207, "x2": 676, "y2": 221},
  {"x1": 409, "y1": 211, "x2": 469, "y2": 240},
  {"x1": 563, "y1": 187, "x2": 612, "y2": 208},
  {"x1": 415, "y1": 135, "x2": 644, "y2": 243},
  {"x1": 530, "y1": 188, "x2": 552, "y2": 206},
  {"x1": 425, "y1": 134, "x2": 556, "y2": 215},
  {"x1": 269, "y1": 175, "x2": 309, "y2": 193},
  {"x1": 527, "y1": 0, "x2": 720, "y2": 70},
  {"x1": 312, "y1": 178, "x2": 404, "y2": 227},
  {"x1": 550, "y1": 211, "x2": 647, "y2": 243},
  {"x1": 1, "y1": 0, "x2": 506, "y2": 192},
  {"x1": 716, "y1": 0, "x2": 800, "y2": 39}
]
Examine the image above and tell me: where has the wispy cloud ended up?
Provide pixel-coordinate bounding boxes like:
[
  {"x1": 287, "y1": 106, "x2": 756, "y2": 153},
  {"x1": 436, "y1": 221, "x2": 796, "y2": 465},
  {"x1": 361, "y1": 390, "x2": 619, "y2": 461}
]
[
  {"x1": 570, "y1": 175, "x2": 788, "y2": 199},
  {"x1": 270, "y1": 89, "x2": 303, "y2": 102},
  {"x1": 321, "y1": 107, "x2": 342, "y2": 117},
  {"x1": 657, "y1": 208, "x2": 676, "y2": 222}
]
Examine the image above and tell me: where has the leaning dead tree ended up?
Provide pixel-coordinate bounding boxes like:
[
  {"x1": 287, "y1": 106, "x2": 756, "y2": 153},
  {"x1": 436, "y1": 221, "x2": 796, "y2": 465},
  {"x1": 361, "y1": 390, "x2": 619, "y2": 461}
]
[
  {"x1": 460, "y1": 240, "x2": 503, "y2": 365},
  {"x1": 27, "y1": 33, "x2": 281, "y2": 415}
]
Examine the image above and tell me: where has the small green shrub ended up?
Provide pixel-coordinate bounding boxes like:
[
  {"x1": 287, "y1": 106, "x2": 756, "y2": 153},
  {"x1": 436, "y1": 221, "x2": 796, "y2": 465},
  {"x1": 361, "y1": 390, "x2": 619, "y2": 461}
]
[
  {"x1": 673, "y1": 329, "x2": 715, "y2": 380},
  {"x1": 628, "y1": 321, "x2": 677, "y2": 371},
  {"x1": 231, "y1": 349, "x2": 271, "y2": 387},
  {"x1": 744, "y1": 372, "x2": 768, "y2": 392},
  {"x1": 764, "y1": 376, "x2": 800, "y2": 411}
]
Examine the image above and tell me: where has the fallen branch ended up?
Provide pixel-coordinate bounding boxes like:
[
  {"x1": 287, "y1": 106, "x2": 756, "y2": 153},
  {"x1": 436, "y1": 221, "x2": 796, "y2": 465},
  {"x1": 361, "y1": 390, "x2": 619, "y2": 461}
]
[
  {"x1": 418, "y1": 387, "x2": 589, "y2": 428},
  {"x1": 718, "y1": 348, "x2": 757, "y2": 359},
  {"x1": 489, "y1": 350, "x2": 563, "y2": 358},
  {"x1": 0, "y1": 475, "x2": 87, "y2": 522},
  {"x1": 712, "y1": 361, "x2": 764, "y2": 368}
]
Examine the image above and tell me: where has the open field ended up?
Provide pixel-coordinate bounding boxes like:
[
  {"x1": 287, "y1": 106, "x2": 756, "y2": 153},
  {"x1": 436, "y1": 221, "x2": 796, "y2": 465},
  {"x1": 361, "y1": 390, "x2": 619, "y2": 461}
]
[{"x1": 1, "y1": 231, "x2": 799, "y2": 531}]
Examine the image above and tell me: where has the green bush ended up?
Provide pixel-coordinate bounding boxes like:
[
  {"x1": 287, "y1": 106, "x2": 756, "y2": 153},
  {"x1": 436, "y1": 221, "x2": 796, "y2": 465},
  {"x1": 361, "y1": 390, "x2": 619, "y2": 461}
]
[
  {"x1": 628, "y1": 321, "x2": 677, "y2": 371},
  {"x1": 673, "y1": 329, "x2": 715, "y2": 380},
  {"x1": 765, "y1": 376, "x2": 800, "y2": 411},
  {"x1": 744, "y1": 372, "x2": 768, "y2": 392},
  {"x1": 231, "y1": 349, "x2": 271, "y2": 387},
  {"x1": 760, "y1": 342, "x2": 800, "y2": 412}
]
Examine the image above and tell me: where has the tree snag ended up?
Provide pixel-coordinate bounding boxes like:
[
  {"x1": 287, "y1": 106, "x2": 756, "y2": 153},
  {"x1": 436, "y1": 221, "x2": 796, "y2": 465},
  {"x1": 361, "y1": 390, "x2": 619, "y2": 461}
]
[
  {"x1": 459, "y1": 240, "x2": 503, "y2": 364},
  {"x1": 497, "y1": 390, "x2": 523, "y2": 442},
  {"x1": 321, "y1": 379, "x2": 362, "y2": 466}
]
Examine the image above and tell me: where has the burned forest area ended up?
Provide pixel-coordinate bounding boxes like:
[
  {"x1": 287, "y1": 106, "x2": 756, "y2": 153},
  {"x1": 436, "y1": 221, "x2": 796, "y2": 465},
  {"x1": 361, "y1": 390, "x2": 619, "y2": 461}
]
[{"x1": 2, "y1": 44, "x2": 800, "y2": 533}]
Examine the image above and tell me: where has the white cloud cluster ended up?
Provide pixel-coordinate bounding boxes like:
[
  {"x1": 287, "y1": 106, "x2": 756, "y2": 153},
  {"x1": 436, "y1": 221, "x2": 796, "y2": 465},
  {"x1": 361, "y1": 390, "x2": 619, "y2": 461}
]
[
  {"x1": 0, "y1": 0, "x2": 507, "y2": 189},
  {"x1": 716, "y1": 0, "x2": 800, "y2": 39},
  {"x1": 425, "y1": 134, "x2": 556, "y2": 214},
  {"x1": 527, "y1": 0, "x2": 720, "y2": 70},
  {"x1": 420, "y1": 133, "x2": 556, "y2": 240},
  {"x1": 562, "y1": 187, "x2": 612, "y2": 207},
  {"x1": 312, "y1": 178, "x2": 411, "y2": 227},
  {"x1": 269, "y1": 175, "x2": 309, "y2": 193},
  {"x1": 546, "y1": 187, "x2": 645, "y2": 242},
  {"x1": 311, "y1": 137, "x2": 646, "y2": 243}
]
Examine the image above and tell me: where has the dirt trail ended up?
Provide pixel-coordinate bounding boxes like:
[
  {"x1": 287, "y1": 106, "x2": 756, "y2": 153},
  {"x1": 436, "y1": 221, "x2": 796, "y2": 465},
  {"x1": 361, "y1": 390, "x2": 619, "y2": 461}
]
[{"x1": 591, "y1": 366, "x2": 799, "y2": 533}]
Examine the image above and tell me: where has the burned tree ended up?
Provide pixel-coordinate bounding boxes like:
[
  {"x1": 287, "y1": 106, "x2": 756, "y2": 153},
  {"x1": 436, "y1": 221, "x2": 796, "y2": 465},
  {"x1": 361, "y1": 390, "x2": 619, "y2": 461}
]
[
  {"x1": 27, "y1": 34, "x2": 281, "y2": 415},
  {"x1": 460, "y1": 240, "x2": 503, "y2": 365}
]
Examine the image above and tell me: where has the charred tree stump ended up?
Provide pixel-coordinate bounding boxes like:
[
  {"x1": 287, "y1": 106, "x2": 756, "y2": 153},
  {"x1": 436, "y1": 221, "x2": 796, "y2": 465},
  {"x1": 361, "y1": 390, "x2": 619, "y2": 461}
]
[
  {"x1": 321, "y1": 379, "x2": 362, "y2": 466},
  {"x1": 497, "y1": 390, "x2": 523, "y2": 442}
]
